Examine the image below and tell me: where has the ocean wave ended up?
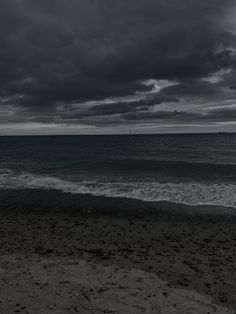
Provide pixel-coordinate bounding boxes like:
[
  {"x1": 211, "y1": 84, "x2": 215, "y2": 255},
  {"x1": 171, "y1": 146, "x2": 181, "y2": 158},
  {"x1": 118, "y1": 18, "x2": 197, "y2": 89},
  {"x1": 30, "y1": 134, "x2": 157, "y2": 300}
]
[
  {"x1": 100, "y1": 158, "x2": 236, "y2": 180},
  {"x1": 0, "y1": 168, "x2": 236, "y2": 209}
]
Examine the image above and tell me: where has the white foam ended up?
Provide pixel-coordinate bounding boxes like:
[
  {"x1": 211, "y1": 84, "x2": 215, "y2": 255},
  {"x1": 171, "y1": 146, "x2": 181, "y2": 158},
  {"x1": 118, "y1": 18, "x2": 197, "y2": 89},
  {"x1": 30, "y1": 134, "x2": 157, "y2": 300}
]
[{"x1": 0, "y1": 168, "x2": 236, "y2": 209}]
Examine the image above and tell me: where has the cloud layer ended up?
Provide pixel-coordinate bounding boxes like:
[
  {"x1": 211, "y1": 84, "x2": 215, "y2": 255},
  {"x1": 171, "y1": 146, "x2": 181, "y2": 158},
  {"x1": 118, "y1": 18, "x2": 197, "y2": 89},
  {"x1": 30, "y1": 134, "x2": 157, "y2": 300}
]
[{"x1": 0, "y1": 0, "x2": 236, "y2": 133}]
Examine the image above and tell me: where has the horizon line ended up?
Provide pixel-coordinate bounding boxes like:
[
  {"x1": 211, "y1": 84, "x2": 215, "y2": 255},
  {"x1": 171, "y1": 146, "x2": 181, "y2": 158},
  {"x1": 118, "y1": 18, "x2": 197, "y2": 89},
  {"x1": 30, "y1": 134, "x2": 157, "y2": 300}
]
[{"x1": 0, "y1": 131, "x2": 235, "y2": 137}]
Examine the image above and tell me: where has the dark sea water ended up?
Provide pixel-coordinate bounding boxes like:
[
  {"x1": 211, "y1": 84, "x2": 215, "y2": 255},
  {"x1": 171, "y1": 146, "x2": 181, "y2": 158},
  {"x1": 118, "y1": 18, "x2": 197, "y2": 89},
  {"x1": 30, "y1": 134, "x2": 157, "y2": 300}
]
[{"x1": 0, "y1": 133, "x2": 236, "y2": 208}]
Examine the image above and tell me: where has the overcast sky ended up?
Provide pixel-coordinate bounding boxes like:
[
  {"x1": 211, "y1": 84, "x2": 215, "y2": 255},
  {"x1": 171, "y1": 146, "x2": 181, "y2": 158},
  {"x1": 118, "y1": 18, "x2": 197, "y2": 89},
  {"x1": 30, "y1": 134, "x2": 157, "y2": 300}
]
[{"x1": 0, "y1": 0, "x2": 236, "y2": 134}]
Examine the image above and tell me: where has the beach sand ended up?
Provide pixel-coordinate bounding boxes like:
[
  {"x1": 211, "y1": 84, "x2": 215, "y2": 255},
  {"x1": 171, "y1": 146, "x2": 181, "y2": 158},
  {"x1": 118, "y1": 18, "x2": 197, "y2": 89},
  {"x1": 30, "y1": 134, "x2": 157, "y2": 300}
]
[{"x1": 0, "y1": 190, "x2": 236, "y2": 313}]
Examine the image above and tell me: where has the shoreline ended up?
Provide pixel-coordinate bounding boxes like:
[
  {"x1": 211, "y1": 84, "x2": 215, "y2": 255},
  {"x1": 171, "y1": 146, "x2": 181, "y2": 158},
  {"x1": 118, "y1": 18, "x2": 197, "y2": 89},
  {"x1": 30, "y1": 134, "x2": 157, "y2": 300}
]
[{"x1": 0, "y1": 189, "x2": 236, "y2": 220}]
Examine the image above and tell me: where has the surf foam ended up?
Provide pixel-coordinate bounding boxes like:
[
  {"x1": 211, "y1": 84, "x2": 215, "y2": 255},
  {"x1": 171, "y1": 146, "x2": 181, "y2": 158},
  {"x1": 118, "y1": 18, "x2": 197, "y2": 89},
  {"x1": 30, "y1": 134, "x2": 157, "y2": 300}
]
[{"x1": 0, "y1": 168, "x2": 236, "y2": 209}]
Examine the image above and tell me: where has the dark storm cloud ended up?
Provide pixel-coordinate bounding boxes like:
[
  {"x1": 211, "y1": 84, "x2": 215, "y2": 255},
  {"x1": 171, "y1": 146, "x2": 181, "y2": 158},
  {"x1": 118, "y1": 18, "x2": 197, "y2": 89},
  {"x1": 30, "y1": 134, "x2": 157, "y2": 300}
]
[
  {"x1": 159, "y1": 81, "x2": 220, "y2": 98},
  {"x1": 0, "y1": 0, "x2": 236, "y2": 129},
  {"x1": 122, "y1": 108, "x2": 236, "y2": 123},
  {"x1": 85, "y1": 96, "x2": 179, "y2": 116}
]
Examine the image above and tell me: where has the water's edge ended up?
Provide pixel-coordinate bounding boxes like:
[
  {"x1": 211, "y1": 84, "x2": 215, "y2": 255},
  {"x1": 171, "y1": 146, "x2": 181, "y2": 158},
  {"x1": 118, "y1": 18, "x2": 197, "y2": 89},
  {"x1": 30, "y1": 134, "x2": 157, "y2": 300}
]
[
  {"x1": 0, "y1": 189, "x2": 235, "y2": 220},
  {"x1": 1, "y1": 169, "x2": 236, "y2": 209}
]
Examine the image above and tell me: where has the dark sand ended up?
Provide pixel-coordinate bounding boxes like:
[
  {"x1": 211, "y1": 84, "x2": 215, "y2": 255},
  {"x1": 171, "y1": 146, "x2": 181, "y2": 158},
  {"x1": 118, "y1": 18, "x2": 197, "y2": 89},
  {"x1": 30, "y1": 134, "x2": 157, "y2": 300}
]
[{"x1": 0, "y1": 190, "x2": 236, "y2": 313}]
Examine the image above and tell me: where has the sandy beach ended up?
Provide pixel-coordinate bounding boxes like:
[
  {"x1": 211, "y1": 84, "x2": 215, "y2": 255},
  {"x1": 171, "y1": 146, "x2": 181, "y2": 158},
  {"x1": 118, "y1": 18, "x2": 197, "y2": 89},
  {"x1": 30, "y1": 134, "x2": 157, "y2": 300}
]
[{"x1": 0, "y1": 190, "x2": 236, "y2": 313}]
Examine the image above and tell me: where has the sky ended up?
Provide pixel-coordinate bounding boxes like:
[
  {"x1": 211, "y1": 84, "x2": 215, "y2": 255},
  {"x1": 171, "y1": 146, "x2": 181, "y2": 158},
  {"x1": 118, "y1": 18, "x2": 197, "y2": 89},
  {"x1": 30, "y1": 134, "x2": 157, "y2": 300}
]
[{"x1": 0, "y1": 0, "x2": 236, "y2": 135}]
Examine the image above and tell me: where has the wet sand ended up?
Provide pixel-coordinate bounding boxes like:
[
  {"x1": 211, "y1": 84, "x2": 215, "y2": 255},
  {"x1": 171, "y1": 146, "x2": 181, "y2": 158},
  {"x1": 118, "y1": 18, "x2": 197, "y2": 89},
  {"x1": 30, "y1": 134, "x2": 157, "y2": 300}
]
[{"x1": 0, "y1": 190, "x2": 236, "y2": 313}]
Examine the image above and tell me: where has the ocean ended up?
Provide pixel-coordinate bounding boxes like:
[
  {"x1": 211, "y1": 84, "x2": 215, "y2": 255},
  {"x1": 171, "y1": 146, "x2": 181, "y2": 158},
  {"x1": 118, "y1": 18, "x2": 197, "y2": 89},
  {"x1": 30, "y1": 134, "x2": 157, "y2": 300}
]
[{"x1": 0, "y1": 133, "x2": 236, "y2": 209}]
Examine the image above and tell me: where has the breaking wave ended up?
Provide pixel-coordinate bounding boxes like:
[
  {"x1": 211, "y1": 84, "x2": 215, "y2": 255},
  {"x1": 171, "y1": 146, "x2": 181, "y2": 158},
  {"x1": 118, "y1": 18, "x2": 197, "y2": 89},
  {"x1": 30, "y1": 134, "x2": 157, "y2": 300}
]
[{"x1": 0, "y1": 168, "x2": 236, "y2": 209}]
